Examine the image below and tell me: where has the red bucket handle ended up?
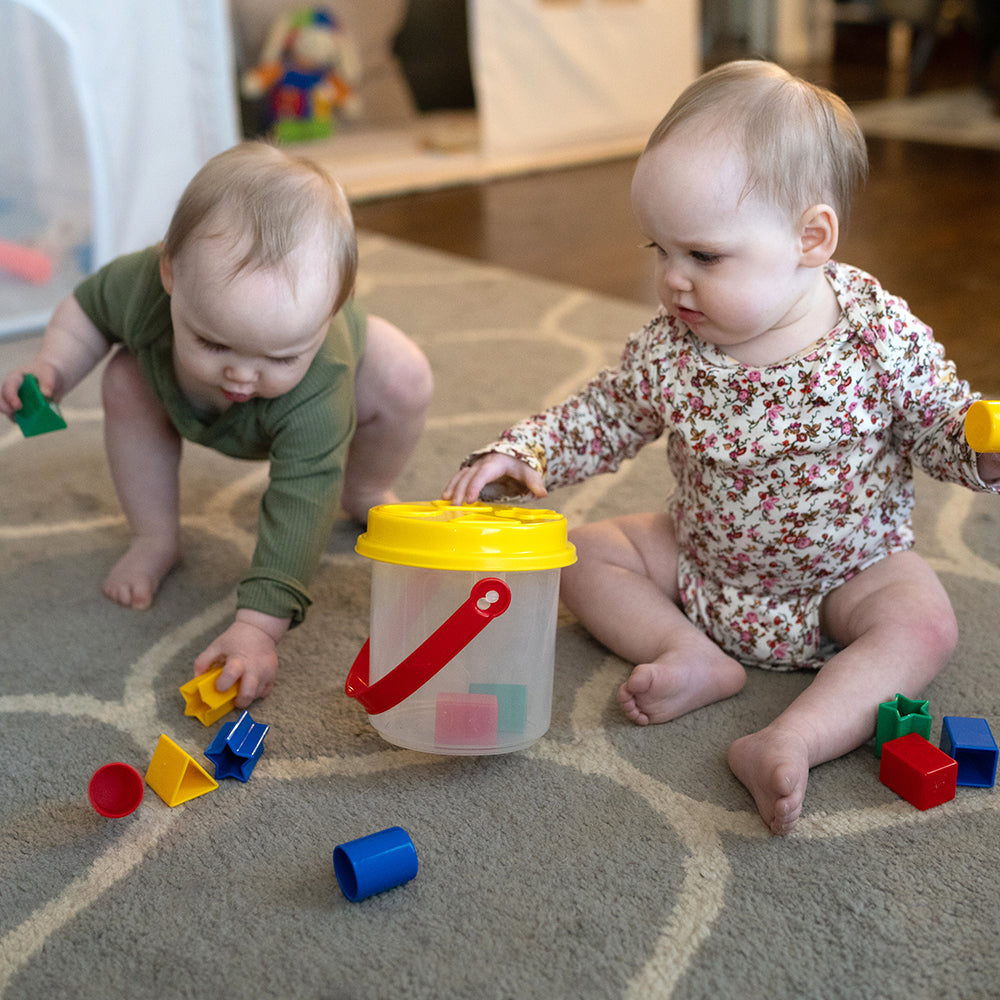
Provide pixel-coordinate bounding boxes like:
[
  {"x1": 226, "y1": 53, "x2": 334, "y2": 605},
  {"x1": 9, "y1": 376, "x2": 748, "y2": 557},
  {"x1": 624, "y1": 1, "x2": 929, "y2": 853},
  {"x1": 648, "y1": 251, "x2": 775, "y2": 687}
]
[{"x1": 346, "y1": 578, "x2": 512, "y2": 715}]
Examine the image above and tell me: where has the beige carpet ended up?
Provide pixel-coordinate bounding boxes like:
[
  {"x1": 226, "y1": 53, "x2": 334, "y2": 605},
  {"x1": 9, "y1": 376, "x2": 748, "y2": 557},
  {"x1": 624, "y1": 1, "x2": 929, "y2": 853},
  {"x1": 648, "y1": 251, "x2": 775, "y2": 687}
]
[
  {"x1": 2, "y1": 233, "x2": 1000, "y2": 999},
  {"x1": 853, "y1": 86, "x2": 1000, "y2": 149}
]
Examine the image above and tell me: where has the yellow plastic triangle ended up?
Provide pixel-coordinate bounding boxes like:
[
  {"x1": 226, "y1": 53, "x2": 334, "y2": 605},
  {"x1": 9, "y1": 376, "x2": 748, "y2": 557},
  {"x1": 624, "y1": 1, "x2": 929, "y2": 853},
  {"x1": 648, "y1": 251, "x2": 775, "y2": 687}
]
[{"x1": 145, "y1": 734, "x2": 219, "y2": 807}]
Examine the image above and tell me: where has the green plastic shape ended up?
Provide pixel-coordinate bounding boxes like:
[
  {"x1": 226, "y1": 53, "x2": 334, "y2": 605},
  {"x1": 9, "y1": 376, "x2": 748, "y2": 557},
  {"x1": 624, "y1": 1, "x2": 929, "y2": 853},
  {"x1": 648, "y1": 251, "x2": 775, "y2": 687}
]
[
  {"x1": 875, "y1": 692, "x2": 932, "y2": 757},
  {"x1": 15, "y1": 374, "x2": 66, "y2": 437}
]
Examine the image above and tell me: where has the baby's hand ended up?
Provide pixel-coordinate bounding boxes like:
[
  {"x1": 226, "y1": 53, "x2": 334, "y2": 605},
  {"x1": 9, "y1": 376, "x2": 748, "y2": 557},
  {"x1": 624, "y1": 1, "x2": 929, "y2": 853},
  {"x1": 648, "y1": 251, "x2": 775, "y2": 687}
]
[
  {"x1": 0, "y1": 364, "x2": 62, "y2": 419},
  {"x1": 193, "y1": 612, "x2": 289, "y2": 708},
  {"x1": 442, "y1": 452, "x2": 547, "y2": 505},
  {"x1": 976, "y1": 452, "x2": 1000, "y2": 485}
]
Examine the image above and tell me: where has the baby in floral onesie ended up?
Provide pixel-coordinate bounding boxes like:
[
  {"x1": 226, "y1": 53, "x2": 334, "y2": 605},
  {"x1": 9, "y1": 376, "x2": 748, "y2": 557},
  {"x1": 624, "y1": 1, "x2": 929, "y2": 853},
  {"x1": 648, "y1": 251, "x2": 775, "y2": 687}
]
[{"x1": 444, "y1": 60, "x2": 1000, "y2": 835}]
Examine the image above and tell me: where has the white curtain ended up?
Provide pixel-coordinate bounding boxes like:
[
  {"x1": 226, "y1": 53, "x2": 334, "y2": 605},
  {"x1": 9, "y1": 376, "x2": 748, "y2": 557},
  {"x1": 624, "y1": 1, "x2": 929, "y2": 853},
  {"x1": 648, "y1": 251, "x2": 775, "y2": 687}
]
[
  {"x1": 469, "y1": 0, "x2": 698, "y2": 157},
  {"x1": 0, "y1": 0, "x2": 239, "y2": 337}
]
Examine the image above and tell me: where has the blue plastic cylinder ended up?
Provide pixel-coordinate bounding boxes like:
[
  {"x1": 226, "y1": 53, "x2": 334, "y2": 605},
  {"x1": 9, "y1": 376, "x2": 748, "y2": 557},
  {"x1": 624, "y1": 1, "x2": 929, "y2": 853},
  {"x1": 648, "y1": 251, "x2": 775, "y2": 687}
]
[{"x1": 333, "y1": 826, "x2": 418, "y2": 902}]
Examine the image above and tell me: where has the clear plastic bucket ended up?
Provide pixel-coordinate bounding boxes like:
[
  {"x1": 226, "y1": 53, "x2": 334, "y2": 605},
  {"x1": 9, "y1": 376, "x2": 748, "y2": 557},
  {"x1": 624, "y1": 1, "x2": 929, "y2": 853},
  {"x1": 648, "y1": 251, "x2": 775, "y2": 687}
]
[{"x1": 346, "y1": 501, "x2": 576, "y2": 754}]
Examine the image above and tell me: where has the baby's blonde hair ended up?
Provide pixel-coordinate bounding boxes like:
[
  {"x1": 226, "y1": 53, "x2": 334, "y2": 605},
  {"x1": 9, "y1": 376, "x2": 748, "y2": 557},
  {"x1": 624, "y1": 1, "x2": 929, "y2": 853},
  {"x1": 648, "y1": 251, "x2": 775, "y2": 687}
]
[
  {"x1": 163, "y1": 141, "x2": 358, "y2": 315},
  {"x1": 644, "y1": 60, "x2": 868, "y2": 221}
]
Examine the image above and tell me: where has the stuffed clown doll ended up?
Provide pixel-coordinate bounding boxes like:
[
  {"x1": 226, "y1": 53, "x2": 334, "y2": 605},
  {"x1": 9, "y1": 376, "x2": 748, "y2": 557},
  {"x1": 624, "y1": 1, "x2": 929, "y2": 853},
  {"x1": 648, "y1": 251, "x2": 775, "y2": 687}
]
[{"x1": 242, "y1": 7, "x2": 362, "y2": 142}]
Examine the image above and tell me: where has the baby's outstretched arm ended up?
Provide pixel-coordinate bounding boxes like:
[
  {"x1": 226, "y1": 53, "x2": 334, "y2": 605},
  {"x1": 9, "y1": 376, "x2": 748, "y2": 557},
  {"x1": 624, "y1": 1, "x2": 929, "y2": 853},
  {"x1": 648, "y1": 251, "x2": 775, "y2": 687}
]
[
  {"x1": 0, "y1": 296, "x2": 110, "y2": 418},
  {"x1": 442, "y1": 452, "x2": 547, "y2": 505},
  {"x1": 193, "y1": 609, "x2": 291, "y2": 708}
]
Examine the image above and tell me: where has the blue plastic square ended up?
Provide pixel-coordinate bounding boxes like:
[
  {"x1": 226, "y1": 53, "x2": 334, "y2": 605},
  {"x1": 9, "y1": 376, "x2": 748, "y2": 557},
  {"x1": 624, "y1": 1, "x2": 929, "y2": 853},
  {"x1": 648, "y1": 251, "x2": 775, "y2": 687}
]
[
  {"x1": 940, "y1": 716, "x2": 998, "y2": 788},
  {"x1": 204, "y1": 711, "x2": 269, "y2": 781}
]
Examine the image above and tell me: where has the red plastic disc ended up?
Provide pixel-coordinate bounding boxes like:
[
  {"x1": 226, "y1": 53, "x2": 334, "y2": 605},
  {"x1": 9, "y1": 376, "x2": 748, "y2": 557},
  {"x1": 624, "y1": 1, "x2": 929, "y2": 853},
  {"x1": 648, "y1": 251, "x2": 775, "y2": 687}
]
[{"x1": 88, "y1": 762, "x2": 145, "y2": 818}]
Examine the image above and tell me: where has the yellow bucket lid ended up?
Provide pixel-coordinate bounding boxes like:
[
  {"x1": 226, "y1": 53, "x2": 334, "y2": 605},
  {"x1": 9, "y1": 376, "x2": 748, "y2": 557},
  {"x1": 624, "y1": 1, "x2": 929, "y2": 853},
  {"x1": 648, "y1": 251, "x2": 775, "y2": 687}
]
[{"x1": 356, "y1": 501, "x2": 577, "y2": 571}]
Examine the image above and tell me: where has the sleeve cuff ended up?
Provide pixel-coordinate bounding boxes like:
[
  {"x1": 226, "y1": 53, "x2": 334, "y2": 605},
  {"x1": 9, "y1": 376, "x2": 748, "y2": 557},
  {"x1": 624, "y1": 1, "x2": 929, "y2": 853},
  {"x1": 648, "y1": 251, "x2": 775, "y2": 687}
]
[{"x1": 237, "y1": 572, "x2": 312, "y2": 628}]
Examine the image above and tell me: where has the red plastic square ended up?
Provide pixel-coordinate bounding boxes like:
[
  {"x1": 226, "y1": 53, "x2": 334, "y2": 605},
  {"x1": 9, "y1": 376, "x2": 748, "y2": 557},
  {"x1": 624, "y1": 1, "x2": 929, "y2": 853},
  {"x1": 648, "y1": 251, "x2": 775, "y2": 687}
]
[{"x1": 879, "y1": 733, "x2": 957, "y2": 810}]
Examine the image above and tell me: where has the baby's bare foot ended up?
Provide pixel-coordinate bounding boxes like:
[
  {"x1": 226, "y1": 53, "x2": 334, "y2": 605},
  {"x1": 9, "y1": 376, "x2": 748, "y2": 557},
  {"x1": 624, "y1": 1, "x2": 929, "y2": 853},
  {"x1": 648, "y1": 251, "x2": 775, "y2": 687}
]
[
  {"x1": 727, "y1": 725, "x2": 811, "y2": 836},
  {"x1": 102, "y1": 535, "x2": 180, "y2": 610},
  {"x1": 617, "y1": 641, "x2": 745, "y2": 725}
]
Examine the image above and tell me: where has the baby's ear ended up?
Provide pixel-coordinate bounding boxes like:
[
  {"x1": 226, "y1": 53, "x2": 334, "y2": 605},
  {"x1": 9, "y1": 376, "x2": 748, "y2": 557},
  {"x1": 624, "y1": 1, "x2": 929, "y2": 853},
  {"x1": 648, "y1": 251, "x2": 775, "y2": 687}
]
[
  {"x1": 798, "y1": 204, "x2": 838, "y2": 266},
  {"x1": 159, "y1": 252, "x2": 174, "y2": 295}
]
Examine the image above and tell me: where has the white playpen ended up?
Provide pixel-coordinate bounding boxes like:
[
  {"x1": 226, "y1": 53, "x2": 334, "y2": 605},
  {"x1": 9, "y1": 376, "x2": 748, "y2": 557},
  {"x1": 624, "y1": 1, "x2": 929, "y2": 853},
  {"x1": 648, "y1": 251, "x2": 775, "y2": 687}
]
[{"x1": 0, "y1": 0, "x2": 238, "y2": 338}]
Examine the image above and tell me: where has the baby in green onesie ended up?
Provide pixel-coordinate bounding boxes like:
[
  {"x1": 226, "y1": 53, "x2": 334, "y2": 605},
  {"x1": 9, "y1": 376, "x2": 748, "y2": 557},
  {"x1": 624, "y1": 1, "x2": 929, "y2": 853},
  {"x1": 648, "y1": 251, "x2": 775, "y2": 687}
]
[{"x1": 0, "y1": 141, "x2": 433, "y2": 707}]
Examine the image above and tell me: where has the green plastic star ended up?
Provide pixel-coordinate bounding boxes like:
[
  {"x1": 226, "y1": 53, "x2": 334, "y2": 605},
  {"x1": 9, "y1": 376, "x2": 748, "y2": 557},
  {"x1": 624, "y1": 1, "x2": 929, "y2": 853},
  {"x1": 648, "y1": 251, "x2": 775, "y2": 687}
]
[{"x1": 875, "y1": 692, "x2": 932, "y2": 756}]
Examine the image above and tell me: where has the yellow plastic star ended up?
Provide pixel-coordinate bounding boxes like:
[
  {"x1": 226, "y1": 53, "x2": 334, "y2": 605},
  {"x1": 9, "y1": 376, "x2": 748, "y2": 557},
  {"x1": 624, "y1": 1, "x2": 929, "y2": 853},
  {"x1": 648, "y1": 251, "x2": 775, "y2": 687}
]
[{"x1": 179, "y1": 664, "x2": 238, "y2": 726}]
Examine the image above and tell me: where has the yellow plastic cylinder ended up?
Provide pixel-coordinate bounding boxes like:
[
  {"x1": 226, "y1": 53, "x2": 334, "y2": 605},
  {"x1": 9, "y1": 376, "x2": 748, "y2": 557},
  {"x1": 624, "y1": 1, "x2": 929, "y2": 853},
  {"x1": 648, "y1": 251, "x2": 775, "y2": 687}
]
[{"x1": 964, "y1": 400, "x2": 1000, "y2": 453}]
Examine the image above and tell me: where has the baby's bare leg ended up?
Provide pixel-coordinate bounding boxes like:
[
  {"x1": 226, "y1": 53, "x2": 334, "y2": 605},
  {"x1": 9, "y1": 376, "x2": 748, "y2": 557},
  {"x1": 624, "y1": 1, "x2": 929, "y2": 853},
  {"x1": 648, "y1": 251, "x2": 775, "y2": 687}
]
[
  {"x1": 341, "y1": 315, "x2": 433, "y2": 521},
  {"x1": 560, "y1": 512, "x2": 746, "y2": 724},
  {"x1": 101, "y1": 348, "x2": 182, "y2": 609},
  {"x1": 728, "y1": 550, "x2": 957, "y2": 836}
]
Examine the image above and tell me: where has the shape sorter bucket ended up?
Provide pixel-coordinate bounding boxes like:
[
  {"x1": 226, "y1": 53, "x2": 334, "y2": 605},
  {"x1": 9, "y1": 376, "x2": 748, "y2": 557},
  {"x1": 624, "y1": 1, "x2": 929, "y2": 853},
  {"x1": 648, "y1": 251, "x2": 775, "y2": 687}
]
[{"x1": 346, "y1": 501, "x2": 576, "y2": 755}]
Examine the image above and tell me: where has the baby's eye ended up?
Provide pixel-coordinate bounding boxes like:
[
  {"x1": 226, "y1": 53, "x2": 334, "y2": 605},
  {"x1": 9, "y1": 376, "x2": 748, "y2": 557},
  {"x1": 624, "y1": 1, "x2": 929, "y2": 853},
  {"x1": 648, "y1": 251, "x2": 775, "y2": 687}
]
[
  {"x1": 269, "y1": 355, "x2": 300, "y2": 366},
  {"x1": 197, "y1": 336, "x2": 227, "y2": 353},
  {"x1": 643, "y1": 241, "x2": 666, "y2": 256},
  {"x1": 691, "y1": 250, "x2": 722, "y2": 265}
]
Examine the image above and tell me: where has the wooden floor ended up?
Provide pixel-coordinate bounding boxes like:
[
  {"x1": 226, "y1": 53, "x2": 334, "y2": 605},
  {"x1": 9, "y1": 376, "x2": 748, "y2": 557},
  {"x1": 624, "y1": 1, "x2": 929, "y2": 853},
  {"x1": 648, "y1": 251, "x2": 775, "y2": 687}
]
[{"x1": 353, "y1": 63, "x2": 1000, "y2": 395}]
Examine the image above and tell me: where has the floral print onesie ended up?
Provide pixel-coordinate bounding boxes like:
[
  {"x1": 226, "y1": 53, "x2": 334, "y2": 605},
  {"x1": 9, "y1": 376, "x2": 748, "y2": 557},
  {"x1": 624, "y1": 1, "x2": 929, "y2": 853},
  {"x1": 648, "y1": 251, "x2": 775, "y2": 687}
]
[{"x1": 478, "y1": 262, "x2": 996, "y2": 670}]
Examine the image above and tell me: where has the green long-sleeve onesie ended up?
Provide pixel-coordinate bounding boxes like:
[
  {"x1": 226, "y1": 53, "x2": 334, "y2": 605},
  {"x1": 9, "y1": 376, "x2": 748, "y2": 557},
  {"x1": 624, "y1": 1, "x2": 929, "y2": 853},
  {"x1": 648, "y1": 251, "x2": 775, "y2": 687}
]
[{"x1": 74, "y1": 247, "x2": 365, "y2": 625}]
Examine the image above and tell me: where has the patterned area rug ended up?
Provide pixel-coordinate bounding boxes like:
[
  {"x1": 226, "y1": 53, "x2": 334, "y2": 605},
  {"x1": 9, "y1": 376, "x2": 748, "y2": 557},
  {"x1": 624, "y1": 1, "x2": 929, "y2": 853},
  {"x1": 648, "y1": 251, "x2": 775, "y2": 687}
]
[
  {"x1": 853, "y1": 86, "x2": 1000, "y2": 149},
  {"x1": 2, "y1": 234, "x2": 1000, "y2": 999}
]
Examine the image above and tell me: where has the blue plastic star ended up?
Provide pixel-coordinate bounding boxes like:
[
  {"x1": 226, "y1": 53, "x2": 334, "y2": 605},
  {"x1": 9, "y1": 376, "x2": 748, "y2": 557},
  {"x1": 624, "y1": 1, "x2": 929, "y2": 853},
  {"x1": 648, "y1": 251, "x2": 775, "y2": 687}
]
[{"x1": 204, "y1": 711, "x2": 269, "y2": 781}]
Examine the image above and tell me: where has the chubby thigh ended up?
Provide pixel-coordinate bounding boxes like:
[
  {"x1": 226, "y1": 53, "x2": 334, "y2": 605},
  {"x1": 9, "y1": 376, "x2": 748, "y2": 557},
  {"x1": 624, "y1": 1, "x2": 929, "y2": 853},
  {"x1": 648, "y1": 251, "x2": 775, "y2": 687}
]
[
  {"x1": 818, "y1": 548, "x2": 958, "y2": 655},
  {"x1": 561, "y1": 510, "x2": 698, "y2": 667},
  {"x1": 566, "y1": 510, "x2": 684, "y2": 603}
]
